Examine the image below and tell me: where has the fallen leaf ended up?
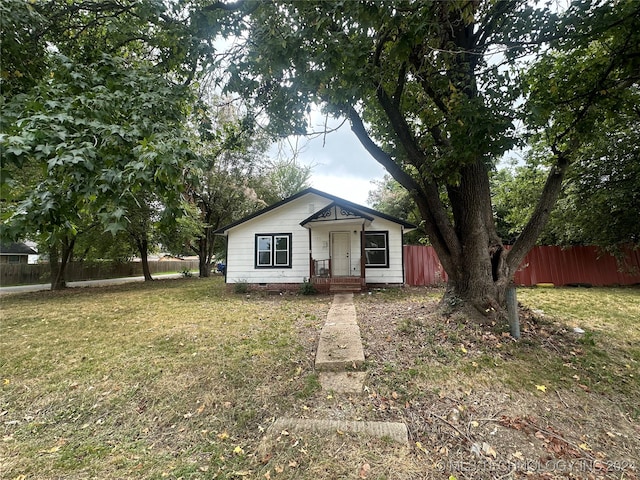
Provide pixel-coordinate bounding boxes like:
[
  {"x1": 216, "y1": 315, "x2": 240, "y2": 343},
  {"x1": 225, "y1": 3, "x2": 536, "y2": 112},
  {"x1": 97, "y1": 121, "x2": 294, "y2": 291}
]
[
  {"x1": 40, "y1": 445, "x2": 61, "y2": 454},
  {"x1": 358, "y1": 463, "x2": 371, "y2": 479},
  {"x1": 233, "y1": 445, "x2": 245, "y2": 455},
  {"x1": 288, "y1": 460, "x2": 298, "y2": 468},
  {"x1": 512, "y1": 451, "x2": 524, "y2": 460},
  {"x1": 217, "y1": 431, "x2": 229, "y2": 440},
  {"x1": 482, "y1": 442, "x2": 497, "y2": 458},
  {"x1": 415, "y1": 441, "x2": 427, "y2": 453},
  {"x1": 275, "y1": 465, "x2": 284, "y2": 473},
  {"x1": 460, "y1": 345, "x2": 467, "y2": 354},
  {"x1": 579, "y1": 442, "x2": 592, "y2": 451},
  {"x1": 470, "y1": 421, "x2": 479, "y2": 428},
  {"x1": 535, "y1": 384, "x2": 547, "y2": 392},
  {"x1": 264, "y1": 471, "x2": 271, "y2": 480}
]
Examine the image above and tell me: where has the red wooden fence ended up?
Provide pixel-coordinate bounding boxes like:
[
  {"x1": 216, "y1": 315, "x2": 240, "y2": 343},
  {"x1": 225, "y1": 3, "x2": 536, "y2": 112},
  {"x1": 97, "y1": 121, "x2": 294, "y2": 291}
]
[{"x1": 403, "y1": 245, "x2": 640, "y2": 287}]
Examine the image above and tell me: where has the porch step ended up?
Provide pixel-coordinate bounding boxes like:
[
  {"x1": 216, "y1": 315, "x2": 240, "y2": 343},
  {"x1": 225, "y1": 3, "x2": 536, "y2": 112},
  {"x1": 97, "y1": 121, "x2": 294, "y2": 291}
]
[{"x1": 329, "y1": 283, "x2": 362, "y2": 293}]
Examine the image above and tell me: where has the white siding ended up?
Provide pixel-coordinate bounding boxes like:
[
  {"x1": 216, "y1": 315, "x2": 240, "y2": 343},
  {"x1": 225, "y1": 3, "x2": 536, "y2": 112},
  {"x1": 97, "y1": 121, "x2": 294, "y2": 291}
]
[
  {"x1": 225, "y1": 193, "x2": 332, "y2": 284},
  {"x1": 224, "y1": 192, "x2": 407, "y2": 286},
  {"x1": 364, "y1": 218, "x2": 405, "y2": 284}
]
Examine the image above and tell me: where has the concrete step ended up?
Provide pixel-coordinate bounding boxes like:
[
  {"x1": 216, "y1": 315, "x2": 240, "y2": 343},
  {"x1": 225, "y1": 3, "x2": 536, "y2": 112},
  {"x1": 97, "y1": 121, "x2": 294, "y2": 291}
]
[
  {"x1": 268, "y1": 417, "x2": 409, "y2": 444},
  {"x1": 315, "y1": 323, "x2": 365, "y2": 371},
  {"x1": 329, "y1": 284, "x2": 362, "y2": 293},
  {"x1": 318, "y1": 371, "x2": 367, "y2": 393}
]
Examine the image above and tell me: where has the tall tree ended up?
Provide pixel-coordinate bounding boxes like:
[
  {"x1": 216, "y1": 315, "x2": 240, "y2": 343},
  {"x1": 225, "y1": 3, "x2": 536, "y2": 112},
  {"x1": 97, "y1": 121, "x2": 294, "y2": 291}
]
[
  {"x1": 1, "y1": 0, "x2": 205, "y2": 288},
  {"x1": 254, "y1": 157, "x2": 313, "y2": 205},
  {"x1": 205, "y1": 0, "x2": 640, "y2": 319},
  {"x1": 1, "y1": 54, "x2": 193, "y2": 288},
  {"x1": 185, "y1": 103, "x2": 269, "y2": 277}
]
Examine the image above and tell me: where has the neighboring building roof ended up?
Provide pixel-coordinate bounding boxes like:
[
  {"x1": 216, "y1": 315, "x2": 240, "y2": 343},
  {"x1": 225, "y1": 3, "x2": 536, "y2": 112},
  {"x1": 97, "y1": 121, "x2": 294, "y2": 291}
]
[
  {"x1": 213, "y1": 188, "x2": 417, "y2": 235},
  {"x1": 0, "y1": 242, "x2": 37, "y2": 255}
]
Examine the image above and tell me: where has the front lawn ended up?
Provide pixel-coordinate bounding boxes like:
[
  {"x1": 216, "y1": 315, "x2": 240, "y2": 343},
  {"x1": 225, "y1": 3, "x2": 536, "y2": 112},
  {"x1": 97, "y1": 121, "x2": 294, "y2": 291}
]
[
  {"x1": 1, "y1": 278, "x2": 329, "y2": 479},
  {"x1": 1, "y1": 280, "x2": 638, "y2": 479}
]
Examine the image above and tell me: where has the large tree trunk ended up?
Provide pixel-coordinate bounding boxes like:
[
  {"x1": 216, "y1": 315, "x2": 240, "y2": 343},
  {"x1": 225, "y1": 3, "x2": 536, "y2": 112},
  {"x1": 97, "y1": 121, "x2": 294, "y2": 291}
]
[
  {"x1": 136, "y1": 236, "x2": 153, "y2": 282},
  {"x1": 198, "y1": 235, "x2": 210, "y2": 277},
  {"x1": 197, "y1": 224, "x2": 216, "y2": 278},
  {"x1": 49, "y1": 236, "x2": 76, "y2": 291},
  {"x1": 418, "y1": 161, "x2": 509, "y2": 320},
  {"x1": 49, "y1": 246, "x2": 65, "y2": 291}
]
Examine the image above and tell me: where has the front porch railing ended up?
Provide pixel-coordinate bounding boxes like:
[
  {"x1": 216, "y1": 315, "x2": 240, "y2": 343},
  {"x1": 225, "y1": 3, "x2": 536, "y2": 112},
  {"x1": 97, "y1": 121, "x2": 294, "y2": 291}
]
[{"x1": 312, "y1": 259, "x2": 331, "y2": 277}]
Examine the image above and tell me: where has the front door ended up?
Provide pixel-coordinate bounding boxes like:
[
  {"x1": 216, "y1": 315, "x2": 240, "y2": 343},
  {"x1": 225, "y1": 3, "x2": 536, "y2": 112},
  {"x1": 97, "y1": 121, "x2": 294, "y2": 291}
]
[{"x1": 331, "y1": 232, "x2": 351, "y2": 277}]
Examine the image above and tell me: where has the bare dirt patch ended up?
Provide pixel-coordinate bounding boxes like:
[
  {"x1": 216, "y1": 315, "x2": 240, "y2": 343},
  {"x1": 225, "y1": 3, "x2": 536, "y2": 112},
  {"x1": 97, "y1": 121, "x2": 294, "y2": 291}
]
[
  {"x1": 349, "y1": 287, "x2": 640, "y2": 479},
  {"x1": 265, "y1": 287, "x2": 640, "y2": 479}
]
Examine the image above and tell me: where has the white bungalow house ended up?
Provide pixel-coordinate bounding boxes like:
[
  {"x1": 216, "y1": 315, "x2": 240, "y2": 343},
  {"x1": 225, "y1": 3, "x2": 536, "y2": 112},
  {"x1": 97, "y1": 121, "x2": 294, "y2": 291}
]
[{"x1": 213, "y1": 188, "x2": 416, "y2": 293}]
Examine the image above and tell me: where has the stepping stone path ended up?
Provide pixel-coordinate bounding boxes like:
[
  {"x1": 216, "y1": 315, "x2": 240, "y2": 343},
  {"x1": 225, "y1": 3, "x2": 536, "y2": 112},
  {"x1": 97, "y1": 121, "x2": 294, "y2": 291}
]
[
  {"x1": 315, "y1": 293, "x2": 367, "y2": 393},
  {"x1": 265, "y1": 293, "x2": 409, "y2": 444}
]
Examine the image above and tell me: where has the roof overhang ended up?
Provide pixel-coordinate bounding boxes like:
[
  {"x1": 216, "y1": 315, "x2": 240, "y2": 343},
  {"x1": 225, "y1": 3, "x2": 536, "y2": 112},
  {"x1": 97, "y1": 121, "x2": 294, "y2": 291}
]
[{"x1": 213, "y1": 187, "x2": 417, "y2": 236}]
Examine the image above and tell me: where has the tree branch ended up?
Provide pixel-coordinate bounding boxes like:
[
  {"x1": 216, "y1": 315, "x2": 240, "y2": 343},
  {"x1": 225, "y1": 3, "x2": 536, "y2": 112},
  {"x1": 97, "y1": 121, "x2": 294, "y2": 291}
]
[
  {"x1": 507, "y1": 150, "x2": 572, "y2": 273},
  {"x1": 347, "y1": 107, "x2": 419, "y2": 194},
  {"x1": 348, "y1": 106, "x2": 461, "y2": 266}
]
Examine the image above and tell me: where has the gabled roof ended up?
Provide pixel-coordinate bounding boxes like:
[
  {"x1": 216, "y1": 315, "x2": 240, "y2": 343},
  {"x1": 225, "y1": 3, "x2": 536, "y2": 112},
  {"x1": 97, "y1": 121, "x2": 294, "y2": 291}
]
[
  {"x1": 0, "y1": 242, "x2": 37, "y2": 255},
  {"x1": 213, "y1": 188, "x2": 416, "y2": 235},
  {"x1": 299, "y1": 201, "x2": 375, "y2": 227}
]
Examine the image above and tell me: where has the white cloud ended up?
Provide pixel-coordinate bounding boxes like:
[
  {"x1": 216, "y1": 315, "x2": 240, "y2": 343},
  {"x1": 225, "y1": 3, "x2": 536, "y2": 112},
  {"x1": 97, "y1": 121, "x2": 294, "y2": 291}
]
[
  {"x1": 268, "y1": 108, "x2": 387, "y2": 205},
  {"x1": 309, "y1": 173, "x2": 378, "y2": 207}
]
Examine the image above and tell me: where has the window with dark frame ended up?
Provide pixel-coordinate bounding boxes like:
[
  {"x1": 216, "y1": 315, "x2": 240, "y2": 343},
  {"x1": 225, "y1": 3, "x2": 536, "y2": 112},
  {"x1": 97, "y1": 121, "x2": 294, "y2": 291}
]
[
  {"x1": 255, "y1": 233, "x2": 292, "y2": 268},
  {"x1": 364, "y1": 231, "x2": 389, "y2": 267}
]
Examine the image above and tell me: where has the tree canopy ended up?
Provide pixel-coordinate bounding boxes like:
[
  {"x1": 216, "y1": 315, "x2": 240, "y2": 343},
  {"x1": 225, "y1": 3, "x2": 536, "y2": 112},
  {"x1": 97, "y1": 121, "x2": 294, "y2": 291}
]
[
  {"x1": 208, "y1": 0, "x2": 640, "y2": 317},
  {"x1": 2, "y1": 0, "x2": 638, "y2": 306}
]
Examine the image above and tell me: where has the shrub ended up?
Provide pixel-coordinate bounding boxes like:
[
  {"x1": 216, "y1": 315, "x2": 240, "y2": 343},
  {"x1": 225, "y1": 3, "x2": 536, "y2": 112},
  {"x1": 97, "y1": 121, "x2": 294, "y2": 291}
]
[
  {"x1": 234, "y1": 280, "x2": 249, "y2": 294},
  {"x1": 299, "y1": 279, "x2": 318, "y2": 295}
]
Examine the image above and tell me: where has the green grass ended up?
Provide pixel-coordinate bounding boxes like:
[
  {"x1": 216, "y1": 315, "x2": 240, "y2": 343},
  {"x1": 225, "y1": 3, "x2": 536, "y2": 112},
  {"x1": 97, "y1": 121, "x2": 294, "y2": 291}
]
[
  {"x1": 0, "y1": 277, "x2": 330, "y2": 480},
  {"x1": 2, "y1": 282, "x2": 639, "y2": 479},
  {"x1": 511, "y1": 286, "x2": 640, "y2": 409}
]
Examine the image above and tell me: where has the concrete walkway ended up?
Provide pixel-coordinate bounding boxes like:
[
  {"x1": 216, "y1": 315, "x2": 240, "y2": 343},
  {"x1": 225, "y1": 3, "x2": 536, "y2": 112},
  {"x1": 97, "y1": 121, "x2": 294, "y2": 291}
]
[
  {"x1": 316, "y1": 293, "x2": 364, "y2": 364},
  {"x1": 264, "y1": 293, "x2": 409, "y2": 445},
  {"x1": 315, "y1": 293, "x2": 367, "y2": 394},
  {"x1": 268, "y1": 417, "x2": 409, "y2": 444}
]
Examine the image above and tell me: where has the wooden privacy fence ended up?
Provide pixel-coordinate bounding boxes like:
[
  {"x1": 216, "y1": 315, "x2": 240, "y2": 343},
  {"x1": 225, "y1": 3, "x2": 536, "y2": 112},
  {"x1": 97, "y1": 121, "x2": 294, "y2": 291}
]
[
  {"x1": 0, "y1": 260, "x2": 199, "y2": 287},
  {"x1": 403, "y1": 245, "x2": 640, "y2": 287}
]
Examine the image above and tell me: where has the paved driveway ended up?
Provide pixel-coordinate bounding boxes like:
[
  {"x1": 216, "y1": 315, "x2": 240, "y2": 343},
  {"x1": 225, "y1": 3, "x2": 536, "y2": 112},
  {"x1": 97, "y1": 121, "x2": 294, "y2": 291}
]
[{"x1": 0, "y1": 273, "x2": 185, "y2": 296}]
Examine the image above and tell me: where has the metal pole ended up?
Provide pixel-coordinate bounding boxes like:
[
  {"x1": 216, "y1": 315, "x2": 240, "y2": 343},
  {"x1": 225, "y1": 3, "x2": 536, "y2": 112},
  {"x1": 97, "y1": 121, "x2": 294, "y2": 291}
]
[{"x1": 506, "y1": 285, "x2": 520, "y2": 339}]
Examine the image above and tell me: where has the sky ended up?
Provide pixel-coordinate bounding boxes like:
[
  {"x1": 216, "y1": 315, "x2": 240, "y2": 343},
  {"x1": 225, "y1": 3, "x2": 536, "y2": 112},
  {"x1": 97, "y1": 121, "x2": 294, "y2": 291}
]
[{"x1": 273, "y1": 113, "x2": 387, "y2": 207}]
